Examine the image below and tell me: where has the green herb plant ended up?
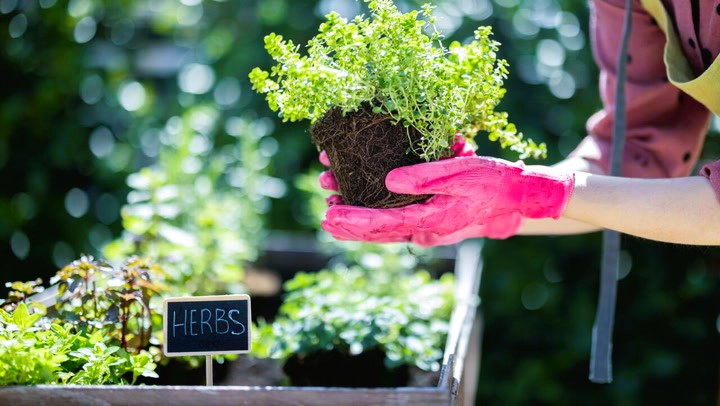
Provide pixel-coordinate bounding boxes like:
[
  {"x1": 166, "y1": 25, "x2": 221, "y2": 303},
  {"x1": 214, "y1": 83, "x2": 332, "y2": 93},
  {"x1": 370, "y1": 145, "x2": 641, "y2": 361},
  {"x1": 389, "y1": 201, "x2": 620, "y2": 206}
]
[
  {"x1": 1, "y1": 279, "x2": 44, "y2": 312},
  {"x1": 0, "y1": 255, "x2": 166, "y2": 385},
  {"x1": 104, "y1": 108, "x2": 277, "y2": 297},
  {"x1": 0, "y1": 302, "x2": 157, "y2": 385},
  {"x1": 253, "y1": 264, "x2": 454, "y2": 373},
  {"x1": 51, "y1": 255, "x2": 167, "y2": 353},
  {"x1": 250, "y1": 0, "x2": 545, "y2": 160}
]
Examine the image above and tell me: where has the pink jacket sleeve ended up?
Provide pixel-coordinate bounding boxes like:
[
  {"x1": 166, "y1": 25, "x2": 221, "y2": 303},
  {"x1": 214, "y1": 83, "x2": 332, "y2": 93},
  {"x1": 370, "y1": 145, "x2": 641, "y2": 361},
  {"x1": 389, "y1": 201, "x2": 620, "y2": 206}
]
[
  {"x1": 701, "y1": 161, "x2": 720, "y2": 202},
  {"x1": 569, "y1": 0, "x2": 712, "y2": 179}
]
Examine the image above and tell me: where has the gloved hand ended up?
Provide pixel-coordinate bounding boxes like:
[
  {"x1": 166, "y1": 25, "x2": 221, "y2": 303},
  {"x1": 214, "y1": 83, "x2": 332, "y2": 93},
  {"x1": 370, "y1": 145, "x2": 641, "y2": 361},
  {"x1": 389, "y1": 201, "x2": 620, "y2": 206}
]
[
  {"x1": 320, "y1": 155, "x2": 575, "y2": 246},
  {"x1": 318, "y1": 133, "x2": 475, "y2": 205}
]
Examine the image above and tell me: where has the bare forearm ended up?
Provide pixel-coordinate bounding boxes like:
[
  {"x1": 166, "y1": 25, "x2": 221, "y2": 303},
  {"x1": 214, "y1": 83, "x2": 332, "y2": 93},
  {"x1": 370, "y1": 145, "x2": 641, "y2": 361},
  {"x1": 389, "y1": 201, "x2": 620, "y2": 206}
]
[
  {"x1": 564, "y1": 173, "x2": 720, "y2": 245},
  {"x1": 518, "y1": 217, "x2": 601, "y2": 235}
]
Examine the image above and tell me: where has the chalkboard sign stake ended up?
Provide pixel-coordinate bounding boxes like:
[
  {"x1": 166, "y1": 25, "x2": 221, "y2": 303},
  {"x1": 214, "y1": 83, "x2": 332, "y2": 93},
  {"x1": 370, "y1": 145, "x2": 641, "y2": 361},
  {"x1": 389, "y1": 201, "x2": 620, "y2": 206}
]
[
  {"x1": 206, "y1": 355, "x2": 213, "y2": 386},
  {"x1": 163, "y1": 294, "x2": 251, "y2": 386}
]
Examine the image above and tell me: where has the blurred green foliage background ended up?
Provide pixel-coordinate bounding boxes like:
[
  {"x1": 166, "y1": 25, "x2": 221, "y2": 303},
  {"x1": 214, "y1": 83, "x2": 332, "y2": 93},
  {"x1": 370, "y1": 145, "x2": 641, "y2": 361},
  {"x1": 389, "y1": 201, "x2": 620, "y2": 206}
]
[{"x1": 1, "y1": 0, "x2": 720, "y2": 403}]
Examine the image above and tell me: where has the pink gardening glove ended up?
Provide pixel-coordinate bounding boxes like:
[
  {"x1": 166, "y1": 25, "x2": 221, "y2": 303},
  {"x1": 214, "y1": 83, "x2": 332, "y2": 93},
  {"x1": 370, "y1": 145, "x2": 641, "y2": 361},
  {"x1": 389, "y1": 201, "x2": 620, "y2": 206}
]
[{"x1": 321, "y1": 156, "x2": 574, "y2": 247}]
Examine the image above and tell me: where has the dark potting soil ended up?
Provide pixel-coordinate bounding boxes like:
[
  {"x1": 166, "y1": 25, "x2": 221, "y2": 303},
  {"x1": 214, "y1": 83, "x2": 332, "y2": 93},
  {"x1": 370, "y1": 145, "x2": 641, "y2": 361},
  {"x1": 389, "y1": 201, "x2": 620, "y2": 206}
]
[
  {"x1": 310, "y1": 104, "x2": 430, "y2": 208},
  {"x1": 143, "y1": 353, "x2": 439, "y2": 387},
  {"x1": 283, "y1": 348, "x2": 409, "y2": 387}
]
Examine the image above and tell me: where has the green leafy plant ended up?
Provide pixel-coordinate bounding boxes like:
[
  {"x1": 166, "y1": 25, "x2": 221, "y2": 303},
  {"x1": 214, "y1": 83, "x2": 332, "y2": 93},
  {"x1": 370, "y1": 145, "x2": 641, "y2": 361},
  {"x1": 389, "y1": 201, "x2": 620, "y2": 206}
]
[
  {"x1": 249, "y1": 0, "x2": 544, "y2": 161},
  {"x1": 104, "y1": 109, "x2": 277, "y2": 297},
  {"x1": 253, "y1": 264, "x2": 455, "y2": 382},
  {"x1": 0, "y1": 302, "x2": 157, "y2": 385},
  {"x1": 0, "y1": 255, "x2": 166, "y2": 385},
  {"x1": 1, "y1": 279, "x2": 44, "y2": 312},
  {"x1": 50, "y1": 255, "x2": 167, "y2": 353}
]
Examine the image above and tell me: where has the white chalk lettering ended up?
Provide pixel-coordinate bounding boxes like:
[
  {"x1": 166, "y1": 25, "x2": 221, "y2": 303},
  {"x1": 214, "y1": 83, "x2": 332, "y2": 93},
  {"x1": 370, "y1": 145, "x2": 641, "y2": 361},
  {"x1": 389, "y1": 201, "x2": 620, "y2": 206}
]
[
  {"x1": 201, "y1": 308, "x2": 213, "y2": 334},
  {"x1": 228, "y1": 309, "x2": 246, "y2": 336},
  {"x1": 216, "y1": 308, "x2": 229, "y2": 334},
  {"x1": 172, "y1": 309, "x2": 187, "y2": 338},
  {"x1": 189, "y1": 309, "x2": 198, "y2": 336}
]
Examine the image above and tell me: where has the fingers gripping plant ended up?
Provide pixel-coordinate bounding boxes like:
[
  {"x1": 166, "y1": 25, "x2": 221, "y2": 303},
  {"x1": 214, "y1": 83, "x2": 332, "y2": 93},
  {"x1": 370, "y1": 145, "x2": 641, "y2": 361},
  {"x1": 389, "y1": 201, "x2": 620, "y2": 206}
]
[{"x1": 250, "y1": 0, "x2": 545, "y2": 208}]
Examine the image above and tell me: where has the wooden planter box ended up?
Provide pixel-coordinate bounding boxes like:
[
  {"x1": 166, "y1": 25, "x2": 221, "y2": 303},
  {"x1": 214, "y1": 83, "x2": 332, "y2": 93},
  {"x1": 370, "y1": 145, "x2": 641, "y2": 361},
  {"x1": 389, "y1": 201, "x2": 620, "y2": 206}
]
[{"x1": 0, "y1": 239, "x2": 484, "y2": 406}]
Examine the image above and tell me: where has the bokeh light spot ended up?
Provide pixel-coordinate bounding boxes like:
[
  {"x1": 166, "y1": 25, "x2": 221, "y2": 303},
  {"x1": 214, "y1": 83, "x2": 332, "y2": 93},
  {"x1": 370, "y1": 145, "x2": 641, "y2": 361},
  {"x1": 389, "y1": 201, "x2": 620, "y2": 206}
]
[
  {"x1": 10, "y1": 231, "x2": 30, "y2": 260},
  {"x1": 618, "y1": 250, "x2": 632, "y2": 280},
  {"x1": 80, "y1": 74, "x2": 104, "y2": 104},
  {"x1": 556, "y1": 11, "x2": 580, "y2": 38},
  {"x1": 0, "y1": 0, "x2": 18, "y2": 14},
  {"x1": 39, "y1": 0, "x2": 57, "y2": 9},
  {"x1": 521, "y1": 283, "x2": 549, "y2": 310},
  {"x1": 260, "y1": 137, "x2": 279, "y2": 158},
  {"x1": 68, "y1": 0, "x2": 92, "y2": 18},
  {"x1": 74, "y1": 16, "x2": 97, "y2": 43},
  {"x1": 225, "y1": 117, "x2": 246, "y2": 137},
  {"x1": 140, "y1": 129, "x2": 162, "y2": 158},
  {"x1": 560, "y1": 31, "x2": 586, "y2": 51},
  {"x1": 111, "y1": 19, "x2": 135, "y2": 46},
  {"x1": 182, "y1": 156, "x2": 202, "y2": 174},
  {"x1": 65, "y1": 188, "x2": 89, "y2": 218},
  {"x1": 214, "y1": 77, "x2": 241, "y2": 107},
  {"x1": 189, "y1": 107, "x2": 218, "y2": 134},
  {"x1": 178, "y1": 63, "x2": 215, "y2": 94},
  {"x1": 8, "y1": 14, "x2": 27, "y2": 39},
  {"x1": 177, "y1": 4, "x2": 203, "y2": 26},
  {"x1": 458, "y1": 0, "x2": 493, "y2": 21},
  {"x1": 537, "y1": 39, "x2": 565, "y2": 67},
  {"x1": 52, "y1": 241, "x2": 74, "y2": 269},
  {"x1": 118, "y1": 81, "x2": 147, "y2": 111},
  {"x1": 89, "y1": 126, "x2": 115, "y2": 158},
  {"x1": 95, "y1": 193, "x2": 120, "y2": 225},
  {"x1": 512, "y1": 10, "x2": 539, "y2": 38},
  {"x1": 548, "y1": 70, "x2": 575, "y2": 99},
  {"x1": 315, "y1": 0, "x2": 360, "y2": 19}
]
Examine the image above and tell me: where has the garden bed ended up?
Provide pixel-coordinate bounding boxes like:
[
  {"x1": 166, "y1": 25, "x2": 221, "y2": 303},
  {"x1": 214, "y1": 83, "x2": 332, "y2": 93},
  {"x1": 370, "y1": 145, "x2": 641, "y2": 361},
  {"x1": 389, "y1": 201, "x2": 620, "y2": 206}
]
[{"x1": 0, "y1": 238, "x2": 484, "y2": 406}]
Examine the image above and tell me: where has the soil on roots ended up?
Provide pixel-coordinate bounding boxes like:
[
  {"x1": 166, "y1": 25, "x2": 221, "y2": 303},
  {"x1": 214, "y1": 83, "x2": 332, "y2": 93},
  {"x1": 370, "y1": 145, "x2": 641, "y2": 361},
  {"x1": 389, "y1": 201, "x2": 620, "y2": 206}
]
[{"x1": 310, "y1": 104, "x2": 430, "y2": 208}]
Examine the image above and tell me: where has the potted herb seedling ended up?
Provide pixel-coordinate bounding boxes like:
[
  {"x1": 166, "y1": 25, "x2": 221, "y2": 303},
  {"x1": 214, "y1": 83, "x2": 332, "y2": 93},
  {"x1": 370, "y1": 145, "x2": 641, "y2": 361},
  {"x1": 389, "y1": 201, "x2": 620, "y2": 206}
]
[
  {"x1": 252, "y1": 264, "x2": 454, "y2": 387},
  {"x1": 250, "y1": 0, "x2": 545, "y2": 208}
]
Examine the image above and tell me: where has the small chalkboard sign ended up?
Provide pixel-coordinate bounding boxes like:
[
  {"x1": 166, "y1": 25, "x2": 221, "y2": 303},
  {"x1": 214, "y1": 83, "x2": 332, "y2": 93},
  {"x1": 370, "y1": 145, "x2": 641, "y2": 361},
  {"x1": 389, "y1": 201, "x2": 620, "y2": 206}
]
[{"x1": 163, "y1": 294, "x2": 251, "y2": 357}]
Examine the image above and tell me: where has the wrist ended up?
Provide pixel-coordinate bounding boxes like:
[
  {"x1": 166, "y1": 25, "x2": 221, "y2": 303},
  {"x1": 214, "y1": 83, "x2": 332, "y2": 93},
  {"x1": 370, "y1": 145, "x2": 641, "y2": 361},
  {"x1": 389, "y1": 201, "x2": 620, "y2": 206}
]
[{"x1": 517, "y1": 168, "x2": 575, "y2": 219}]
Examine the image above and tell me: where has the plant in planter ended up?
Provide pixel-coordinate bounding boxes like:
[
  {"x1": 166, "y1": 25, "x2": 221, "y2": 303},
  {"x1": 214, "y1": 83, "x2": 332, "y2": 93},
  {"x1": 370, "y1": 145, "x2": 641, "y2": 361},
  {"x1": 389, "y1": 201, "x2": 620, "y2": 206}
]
[
  {"x1": 0, "y1": 256, "x2": 166, "y2": 385},
  {"x1": 253, "y1": 264, "x2": 454, "y2": 387},
  {"x1": 50, "y1": 255, "x2": 168, "y2": 353},
  {"x1": 0, "y1": 303, "x2": 157, "y2": 385},
  {"x1": 250, "y1": 0, "x2": 545, "y2": 208}
]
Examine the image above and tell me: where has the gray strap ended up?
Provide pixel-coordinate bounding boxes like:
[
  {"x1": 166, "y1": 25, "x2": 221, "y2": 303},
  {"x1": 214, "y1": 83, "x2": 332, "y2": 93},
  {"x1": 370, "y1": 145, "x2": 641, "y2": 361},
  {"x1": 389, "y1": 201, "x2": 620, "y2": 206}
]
[{"x1": 589, "y1": 0, "x2": 633, "y2": 384}]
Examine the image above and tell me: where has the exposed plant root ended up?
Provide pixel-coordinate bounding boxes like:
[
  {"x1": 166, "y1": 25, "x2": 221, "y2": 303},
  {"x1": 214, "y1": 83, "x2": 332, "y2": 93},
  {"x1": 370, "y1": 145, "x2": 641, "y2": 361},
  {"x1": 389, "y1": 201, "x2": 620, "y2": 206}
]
[{"x1": 310, "y1": 104, "x2": 430, "y2": 208}]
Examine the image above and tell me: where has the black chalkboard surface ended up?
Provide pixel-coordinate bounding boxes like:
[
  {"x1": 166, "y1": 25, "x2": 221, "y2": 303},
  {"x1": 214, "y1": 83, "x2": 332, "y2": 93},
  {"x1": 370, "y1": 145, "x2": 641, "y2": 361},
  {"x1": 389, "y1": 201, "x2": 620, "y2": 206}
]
[{"x1": 163, "y1": 294, "x2": 251, "y2": 356}]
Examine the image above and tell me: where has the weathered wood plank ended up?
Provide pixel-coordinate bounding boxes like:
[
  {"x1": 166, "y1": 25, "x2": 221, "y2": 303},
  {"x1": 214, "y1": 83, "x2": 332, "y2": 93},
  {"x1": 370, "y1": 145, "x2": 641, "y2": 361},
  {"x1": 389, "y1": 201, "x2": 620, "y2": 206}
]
[{"x1": 0, "y1": 385, "x2": 449, "y2": 406}]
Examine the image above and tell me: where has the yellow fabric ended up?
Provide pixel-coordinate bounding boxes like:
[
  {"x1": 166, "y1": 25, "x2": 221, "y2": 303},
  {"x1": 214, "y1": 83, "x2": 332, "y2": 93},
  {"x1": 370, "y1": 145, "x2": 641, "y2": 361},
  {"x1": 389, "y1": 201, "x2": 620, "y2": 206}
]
[{"x1": 640, "y1": 0, "x2": 720, "y2": 116}]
